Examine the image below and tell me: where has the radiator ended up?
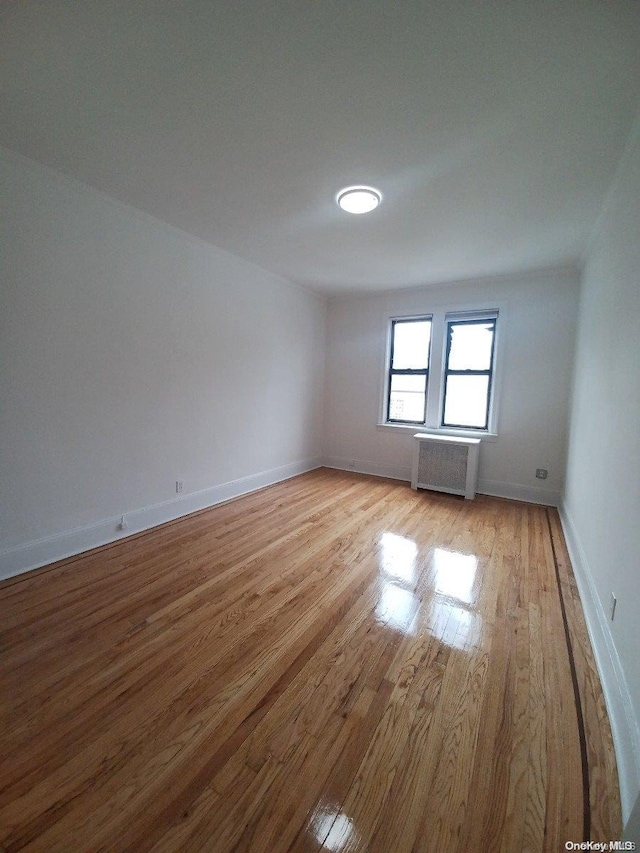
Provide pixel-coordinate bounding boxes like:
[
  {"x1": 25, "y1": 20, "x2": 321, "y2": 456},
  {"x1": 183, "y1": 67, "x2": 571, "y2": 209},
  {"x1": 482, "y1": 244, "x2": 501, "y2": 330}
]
[{"x1": 411, "y1": 433, "x2": 481, "y2": 500}]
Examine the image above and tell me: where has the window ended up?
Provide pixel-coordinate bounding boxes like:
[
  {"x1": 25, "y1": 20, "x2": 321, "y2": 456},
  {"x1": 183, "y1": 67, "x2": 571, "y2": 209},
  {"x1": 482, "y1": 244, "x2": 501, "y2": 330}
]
[
  {"x1": 386, "y1": 318, "x2": 432, "y2": 424},
  {"x1": 383, "y1": 310, "x2": 499, "y2": 434},
  {"x1": 442, "y1": 318, "x2": 496, "y2": 429}
]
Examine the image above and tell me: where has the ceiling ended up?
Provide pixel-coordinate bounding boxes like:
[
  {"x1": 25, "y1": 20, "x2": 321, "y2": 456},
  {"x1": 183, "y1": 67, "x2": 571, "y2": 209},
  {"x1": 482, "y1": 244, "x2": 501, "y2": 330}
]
[{"x1": 1, "y1": 1, "x2": 639, "y2": 294}]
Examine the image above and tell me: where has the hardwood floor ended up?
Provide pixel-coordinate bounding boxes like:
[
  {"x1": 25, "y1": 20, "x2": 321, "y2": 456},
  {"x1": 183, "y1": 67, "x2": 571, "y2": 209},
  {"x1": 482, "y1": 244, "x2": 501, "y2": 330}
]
[{"x1": 0, "y1": 468, "x2": 620, "y2": 852}]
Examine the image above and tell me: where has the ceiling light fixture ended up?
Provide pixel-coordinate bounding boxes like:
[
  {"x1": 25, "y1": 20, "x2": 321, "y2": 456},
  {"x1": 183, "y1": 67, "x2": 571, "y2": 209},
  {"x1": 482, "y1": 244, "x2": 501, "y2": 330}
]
[{"x1": 337, "y1": 185, "x2": 381, "y2": 214}]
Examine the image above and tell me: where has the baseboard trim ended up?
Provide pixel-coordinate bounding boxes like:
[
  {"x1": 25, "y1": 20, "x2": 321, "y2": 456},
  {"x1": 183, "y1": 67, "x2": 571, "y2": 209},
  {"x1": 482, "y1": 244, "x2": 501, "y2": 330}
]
[
  {"x1": 322, "y1": 456, "x2": 412, "y2": 483},
  {"x1": 477, "y1": 478, "x2": 560, "y2": 506},
  {"x1": 0, "y1": 457, "x2": 323, "y2": 582},
  {"x1": 322, "y1": 459, "x2": 560, "y2": 506},
  {"x1": 559, "y1": 501, "x2": 640, "y2": 823}
]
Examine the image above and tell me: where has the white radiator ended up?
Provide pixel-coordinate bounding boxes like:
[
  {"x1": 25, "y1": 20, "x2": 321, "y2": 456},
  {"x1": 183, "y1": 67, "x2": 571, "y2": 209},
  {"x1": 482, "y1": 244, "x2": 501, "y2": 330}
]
[{"x1": 411, "y1": 433, "x2": 481, "y2": 500}]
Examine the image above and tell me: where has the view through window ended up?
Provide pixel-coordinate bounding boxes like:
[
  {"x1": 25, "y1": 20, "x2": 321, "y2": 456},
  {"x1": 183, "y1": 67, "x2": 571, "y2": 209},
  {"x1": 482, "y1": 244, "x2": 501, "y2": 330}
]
[
  {"x1": 387, "y1": 318, "x2": 432, "y2": 424},
  {"x1": 442, "y1": 318, "x2": 496, "y2": 429}
]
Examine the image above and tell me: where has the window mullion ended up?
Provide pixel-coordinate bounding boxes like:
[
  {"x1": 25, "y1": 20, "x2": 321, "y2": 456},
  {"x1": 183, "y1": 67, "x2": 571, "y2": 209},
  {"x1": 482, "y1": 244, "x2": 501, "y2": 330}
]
[{"x1": 424, "y1": 311, "x2": 445, "y2": 428}]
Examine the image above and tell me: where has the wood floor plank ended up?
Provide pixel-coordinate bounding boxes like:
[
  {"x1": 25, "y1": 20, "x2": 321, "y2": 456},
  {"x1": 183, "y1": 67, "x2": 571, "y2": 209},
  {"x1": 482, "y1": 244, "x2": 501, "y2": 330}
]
[
  {"x1": 0, "y1": 469, "x2": 621, "y2": 852},
  {"x1": 546, "y1": 508, "x2": 622, "y2": 842}
]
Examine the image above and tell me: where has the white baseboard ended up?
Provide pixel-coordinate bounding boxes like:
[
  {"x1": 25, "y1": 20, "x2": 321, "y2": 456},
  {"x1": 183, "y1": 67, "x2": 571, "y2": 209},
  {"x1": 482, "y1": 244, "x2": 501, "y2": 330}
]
[
  {"x1": 322, "y1": 456, "x2": 412, "y2": 483},
  {"x1": 0, "y1": 457, "x2": 323, "y2": 582},
  {"x1": 477, "y1": 478, "x2": 560, "y2": 506},
  {"x1": 322, "y1": 459, "x2": 560, "y2": 506},
  {"x1": 559, "y1": 502, "x2": 640, "y2": 823}
]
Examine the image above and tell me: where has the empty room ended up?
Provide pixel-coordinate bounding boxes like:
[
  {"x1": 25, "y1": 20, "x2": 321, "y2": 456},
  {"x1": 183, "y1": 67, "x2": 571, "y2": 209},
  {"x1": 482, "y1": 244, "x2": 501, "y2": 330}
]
[{"x1": 1, "y1": 2, "x2": 639, "y2": 851}]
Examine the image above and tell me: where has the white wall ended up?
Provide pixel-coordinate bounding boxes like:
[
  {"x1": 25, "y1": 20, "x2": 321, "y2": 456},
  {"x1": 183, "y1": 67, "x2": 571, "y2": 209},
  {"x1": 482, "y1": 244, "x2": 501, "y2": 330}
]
[
  {"x1": 562, "y1": 118, "x2": 640, "y2": 826},
  {"x1": 623, "y1": 792, "x2": 640, "y2": 846},
  {"x1": 324, "y1": 269, "x2": 579, "y2": 505},
  {"x1": 0, "y1": 148, "x2": 326, "y2": 578}
]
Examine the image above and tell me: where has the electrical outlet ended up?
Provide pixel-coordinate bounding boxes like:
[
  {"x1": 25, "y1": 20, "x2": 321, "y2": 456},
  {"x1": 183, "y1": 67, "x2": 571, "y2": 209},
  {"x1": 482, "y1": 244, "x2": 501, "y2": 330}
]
[
  {"x1": 176, "y1": 481, "x2": 184, "y2": 494},
  {"x1": 610, "y1": 593, "x2": 617, "y2": 622},
  {"x1": 535, "y1": 468, "x2": 548, "y2": 480}
]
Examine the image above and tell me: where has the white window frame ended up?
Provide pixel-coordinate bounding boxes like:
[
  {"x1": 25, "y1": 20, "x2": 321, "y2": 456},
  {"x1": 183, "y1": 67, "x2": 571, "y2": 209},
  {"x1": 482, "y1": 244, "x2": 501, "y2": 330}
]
[
  {"x1": 385, "y1": 315, "x2": 433, "y2": 425},
  {"x1": 378, "y1": 305, "x2": 504, "y2": 441}
]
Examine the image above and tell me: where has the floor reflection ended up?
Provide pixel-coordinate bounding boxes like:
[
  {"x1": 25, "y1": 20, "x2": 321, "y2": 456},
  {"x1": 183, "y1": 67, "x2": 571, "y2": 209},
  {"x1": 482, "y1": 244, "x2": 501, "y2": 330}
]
[
  {"x1": 375, "y1": 536, "x2": 482, "y2": 642},
  {"x1": 313, "y1": 807, "x2": 359, "y2": 851},
  {"x1": 433, "y1": 547, "x2": 478, "y2": 605},
  {"x1": 375, "y1": 582, "x2": 418, "y2": 634},
  {"x1": 379, "y1": 531, "x2": 417, "y2": 584},
  {"x1": 420, "y1": 547, "x2": 485, "y2": 650},
  {"x1": 440, "y1": 603, "x2": 483, "y2": 651},
  {"x1": 377, "y1": 532, "x2": 420, "y2": 633}
]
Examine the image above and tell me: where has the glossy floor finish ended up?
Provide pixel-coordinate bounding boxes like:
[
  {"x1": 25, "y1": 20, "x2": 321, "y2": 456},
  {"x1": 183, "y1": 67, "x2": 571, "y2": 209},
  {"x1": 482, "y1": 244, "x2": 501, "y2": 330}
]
[{"x1": 0, "y1": 469, "x2": 620, "y2": 852}]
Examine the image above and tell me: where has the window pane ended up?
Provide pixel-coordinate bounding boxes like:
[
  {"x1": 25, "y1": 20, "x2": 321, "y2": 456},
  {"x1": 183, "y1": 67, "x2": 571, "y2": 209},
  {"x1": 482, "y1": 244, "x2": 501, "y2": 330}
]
[
  {"x1": 389, "y1": 374, "x2": 426, "y2": 422},
  {"x1": 447, "y1": 322, "x2": 494, "y2": 371},
  {"x1": 392, "y1": 320, "x2": 431, "y2": 370},
  {"x1": 443, "y1": 375, "x2": 490, "y2": 428}
]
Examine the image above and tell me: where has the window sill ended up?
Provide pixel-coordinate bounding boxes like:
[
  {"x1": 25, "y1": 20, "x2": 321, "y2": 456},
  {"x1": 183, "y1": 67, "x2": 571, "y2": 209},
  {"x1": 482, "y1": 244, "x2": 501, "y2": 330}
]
[{"x1": 376, "y1": 422, "x2": 498, "y2": 442}]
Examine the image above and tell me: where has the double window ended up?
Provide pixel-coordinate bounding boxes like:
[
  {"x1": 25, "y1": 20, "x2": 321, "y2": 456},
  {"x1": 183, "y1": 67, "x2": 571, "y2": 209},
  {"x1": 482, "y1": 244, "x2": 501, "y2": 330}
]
[{"x1": 385, "y1": 311, "x2": 499, "y2": 433}]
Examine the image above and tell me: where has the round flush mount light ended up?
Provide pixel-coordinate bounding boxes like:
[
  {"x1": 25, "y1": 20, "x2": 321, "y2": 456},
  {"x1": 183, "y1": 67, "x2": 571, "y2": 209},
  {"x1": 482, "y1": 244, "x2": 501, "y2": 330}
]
[{"x1": 336, "y1": 185, "x2": 381, "y2": 214}]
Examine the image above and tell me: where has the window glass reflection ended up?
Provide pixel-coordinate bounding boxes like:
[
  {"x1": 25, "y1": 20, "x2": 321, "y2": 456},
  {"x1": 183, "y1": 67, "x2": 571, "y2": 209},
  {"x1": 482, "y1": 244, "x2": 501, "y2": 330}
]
[
  {"x1": 375, "y1": 583, "x2": 418, "y2": 634},
  {"x1": 424, "y1": 598, "x2": 483, "y2": 651},
  {"x1": 313, "y1": 809, "x2": 359, "y2": 851},
  {"x1": 380, "y1": 531, "x2": 418, "y2": 584},
  {"x1": 434, "y1": 547, "x2": 478, "y2": 605}
]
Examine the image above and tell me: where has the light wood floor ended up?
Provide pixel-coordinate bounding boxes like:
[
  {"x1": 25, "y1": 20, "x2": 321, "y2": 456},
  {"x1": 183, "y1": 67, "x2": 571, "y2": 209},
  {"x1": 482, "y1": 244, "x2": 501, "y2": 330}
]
[{"x1": 0, "y1": 469, "x2": 620, "y2": 852}]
